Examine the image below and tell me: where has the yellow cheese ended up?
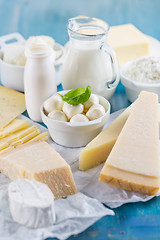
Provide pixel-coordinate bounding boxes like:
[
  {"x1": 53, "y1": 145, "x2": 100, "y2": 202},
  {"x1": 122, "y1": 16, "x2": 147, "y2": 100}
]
[
  {"x1": 79, "y1": 104, "x2": 134, "y2": 171},
  {"x1": 0, "y1": 118, "x2": 29, "y2": 138},
  {"x1": 28, "y1": 132, "x2": 49, "y2": 143},
  {"x1": 79, "y1": 102, "x2": 160, "y2": 171},
  {"x1": 11, "y1": 129, "x2": 40, "y2": 147},
  {"x1": 0, "y1": 140, "x2": 77, "y2": 199},
  {"x1": 0, "y1": 86, "x2": 26, "y2": 129},
  {"x1": 99, "y1": 91, "x2": 159, "y2": 195},
  {"x1": 108, "y1": 24, "x2": 150, "y2": 66}
]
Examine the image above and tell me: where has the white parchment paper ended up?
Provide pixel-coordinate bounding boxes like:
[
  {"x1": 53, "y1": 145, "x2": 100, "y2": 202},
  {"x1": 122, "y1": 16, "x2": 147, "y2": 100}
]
[{"x1": 0, "y1": 109, "x2": 158, "y2": 240}]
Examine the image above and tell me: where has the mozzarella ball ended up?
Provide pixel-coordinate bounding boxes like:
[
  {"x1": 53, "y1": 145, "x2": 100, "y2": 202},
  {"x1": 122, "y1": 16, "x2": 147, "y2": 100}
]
[
  {"x1": 86, "y1": 104, "x2": 105, "y2": 120},
  {"x1": 44, "y1": 95, "x2": 64, "y2": 114},
  {"x1": 48, "y1": 110, "x2": 68, "y2": 122},
  {"x1": 63, "y1": 102, "x2": 84, "y2": 120},
  {"x1": 84, "y1": 94, "x2": 99, "y2": 112},
  {"x1": 70, "y1": 114, "x2": 89, "y2": 123}
]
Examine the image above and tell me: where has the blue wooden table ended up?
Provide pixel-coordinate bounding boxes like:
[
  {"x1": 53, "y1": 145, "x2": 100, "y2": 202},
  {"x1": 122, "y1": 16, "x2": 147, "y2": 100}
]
[{"x1": 0, "y1": 0, "x2": 160, "y2": 239}]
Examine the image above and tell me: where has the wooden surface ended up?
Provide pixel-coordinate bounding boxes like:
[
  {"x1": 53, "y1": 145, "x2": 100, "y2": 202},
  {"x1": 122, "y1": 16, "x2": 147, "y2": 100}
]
[{"x1": 0, "y1": 0, "x2": 160, "y2": 239}]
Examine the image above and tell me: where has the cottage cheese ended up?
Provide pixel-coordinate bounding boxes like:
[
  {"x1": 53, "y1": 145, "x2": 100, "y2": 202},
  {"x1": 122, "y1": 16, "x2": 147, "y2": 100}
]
[{"x1": 124, "y1": 57, "x2": 160, "y2": 84}]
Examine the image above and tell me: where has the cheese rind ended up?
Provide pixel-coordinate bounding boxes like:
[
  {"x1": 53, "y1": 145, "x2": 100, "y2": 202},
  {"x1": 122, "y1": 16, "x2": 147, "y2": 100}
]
[
  {"x1": 100, "y1": 91, "x2": 159, "y2": 195},
  {"x1": 0, "y1": 141, "x2": 77, "y2": 199},
  {"x1": 108, "y1": 24, "x2": 150, "y2": 66}
]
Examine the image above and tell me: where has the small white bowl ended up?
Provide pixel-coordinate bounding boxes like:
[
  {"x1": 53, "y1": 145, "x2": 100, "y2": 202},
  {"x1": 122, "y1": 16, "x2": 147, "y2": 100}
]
[
  {"x1": 121, "y1": 56, "x2": 160, "y2": 102},
  {"x1": 0, "y1": 42, "x2": 65, "y2": 92},
  {"x1": 41, "y1": 91, "x2": 110, "y2": 147}
]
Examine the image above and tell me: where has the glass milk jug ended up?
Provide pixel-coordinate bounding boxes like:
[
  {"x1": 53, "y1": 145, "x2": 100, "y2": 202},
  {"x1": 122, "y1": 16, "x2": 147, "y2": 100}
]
[{"x1": 62, "y1": 16, "x2": 120, "y2": 99}]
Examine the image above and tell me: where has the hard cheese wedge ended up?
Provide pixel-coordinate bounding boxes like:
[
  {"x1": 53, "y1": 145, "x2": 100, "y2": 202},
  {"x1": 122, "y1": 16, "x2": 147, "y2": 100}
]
[
  {"x1": 108, "y1": 24, "x2": 150, "y2": 66},
  {"x1": 0, "y1": 86, "x2": 26, "y2": 129},
  {"x1": 99, "y1": 91, "x2": 159, "y2": 195},
  {"x1": 0, "y1": 140, "x2": 77, "y2": 199},
  {"x1": 79, "y1": 103, "x2": 160, "y2": 171},
  {"x1": 79, "y1": 103, "x2": 134, "y2": 171}
]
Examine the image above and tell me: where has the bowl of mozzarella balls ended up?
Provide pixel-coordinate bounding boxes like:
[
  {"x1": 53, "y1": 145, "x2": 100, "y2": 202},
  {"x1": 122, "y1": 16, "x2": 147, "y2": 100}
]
[{"x1": 41, "y1": 87, "x2": 110, "y2": 147}]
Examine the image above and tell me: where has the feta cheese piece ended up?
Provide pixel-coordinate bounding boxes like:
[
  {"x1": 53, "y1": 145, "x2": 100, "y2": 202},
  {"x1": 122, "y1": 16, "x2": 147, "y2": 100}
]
[
  {"x1": 86, "y1": 104, "x2": 105, "y2": 120},
  {"x1": 44, "y1": 95, "x2": 64, "y2": 114},
  {"x1": 84, "y1": 94, "x2": 99, "y2": 112},
  {"x1": 48, "y1": 110, "x2": 68, "y2": 122},
  {"x1": 63, "y1": 102, "x2": 84, "y2": 120},
  {"x1": 3, "y1": 44, "x2": 26, "y2": 66},
  {"x1": 70, "y1": 114, "x2": 89, "y2": 123},
  {"x1": 8, "y1": 179, "x2": 55, "y2": 228}
]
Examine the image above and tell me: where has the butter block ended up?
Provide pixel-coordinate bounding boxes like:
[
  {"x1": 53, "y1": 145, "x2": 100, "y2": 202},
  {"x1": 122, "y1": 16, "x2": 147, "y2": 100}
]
[
  {"x1": 0, "y1": 141, "x2": 77, "y2": 199},
  {"x1": 99, "y1": 91, "x2": 159, "y2": 195},
  {"x1": 108, "y1": 24, "x2": 150, "y2": 66}
]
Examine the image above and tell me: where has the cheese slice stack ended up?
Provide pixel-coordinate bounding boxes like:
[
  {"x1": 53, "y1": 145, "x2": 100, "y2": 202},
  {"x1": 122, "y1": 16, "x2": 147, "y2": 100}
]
[
  {"x1": 0, "y1": 140, "x2": 77, "y2": 199},
  {"x1": 99, "y1": 91, "x2": 159, "y2": 195}
]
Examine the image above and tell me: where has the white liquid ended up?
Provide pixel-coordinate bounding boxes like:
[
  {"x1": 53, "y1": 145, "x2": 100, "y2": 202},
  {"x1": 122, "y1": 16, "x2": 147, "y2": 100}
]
[
  {"x1": 24, "y1": 46, "x2": 57, "y2": 122},
  {"x1": 62, "y1": 42, "x2": 112, "y2": 97}
]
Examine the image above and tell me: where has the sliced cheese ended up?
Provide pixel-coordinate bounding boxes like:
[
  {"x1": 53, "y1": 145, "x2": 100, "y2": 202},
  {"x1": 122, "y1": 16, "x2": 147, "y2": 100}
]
[
  {"x1": 11, "y1": 129, "x2": 40, "y2": 147},
  {"x1": 0, "y1": 86, "x2": 26, "y2": 129},
  {"x1": 108, "y1": 24, "x2": 150, "y2": 66},
  {"x1": 0, "y1": 118, "x2": 29, "y2": 138},
  {"x1": 28, "y1": 132, "x2": 49, "y2": 143},
  {"x1": 0, "y1": 140, "x2": 77, "y2": 199},
  {"x1": 99, "y1": 91, "x2": 159, "y2": 195}
]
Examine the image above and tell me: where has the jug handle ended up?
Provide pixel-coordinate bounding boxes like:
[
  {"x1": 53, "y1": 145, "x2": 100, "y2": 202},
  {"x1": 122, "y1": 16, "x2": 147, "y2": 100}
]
[{"x1": 100, "y1": 43, "x2": 120, "y2": 89}]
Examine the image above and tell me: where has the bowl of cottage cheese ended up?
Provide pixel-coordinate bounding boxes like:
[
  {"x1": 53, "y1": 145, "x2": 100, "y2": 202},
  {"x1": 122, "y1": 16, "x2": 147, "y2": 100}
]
[{"x1": 121, "y1": 56, "x2": 160, "y2": 102}]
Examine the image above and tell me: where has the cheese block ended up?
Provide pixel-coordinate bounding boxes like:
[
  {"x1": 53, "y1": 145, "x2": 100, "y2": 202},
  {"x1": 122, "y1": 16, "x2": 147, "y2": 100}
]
[
  {"x1": 79, "y1": 103, "x2": 134, "y2": 171},
  {"x1": 0, "y1": 118, "x2": 29, "y2": 138},
  {"x1": 79, "y1": 102, "x2": 160, "y2": 171},
  {"x1": 108, "y1": 24, "x2": 150, "y2": 66},
  {"x1": 99, "y1": 91, "x2": 159, "y2": 195},
  {"x1": 0, "y1": 86, "x2": 26, "y2": 129},
  {"x1": 8, "y1": 179, "x2": 56, "y2": 228},
  {"x1": 0, "y1": 140, "x2": 77, "y2": 199}
]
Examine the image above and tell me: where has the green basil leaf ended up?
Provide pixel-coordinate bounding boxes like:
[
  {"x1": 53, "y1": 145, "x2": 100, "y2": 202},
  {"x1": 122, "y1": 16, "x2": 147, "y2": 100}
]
[{"x1": 58, "y1": 85, "x2": 91, "y2": 105}]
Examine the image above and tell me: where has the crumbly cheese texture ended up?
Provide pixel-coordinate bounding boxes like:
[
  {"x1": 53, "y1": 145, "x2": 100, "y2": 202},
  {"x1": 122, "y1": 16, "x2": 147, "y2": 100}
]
[
  {"x1": 8, "y1": 179, "x2": 55, "y2": 228},
  {"x1": 100, "y1": 91, "x2": 159, "y2": 195},
  {"x1": 0, "y1": 141, "x2": 77, "y2": 199},
  {"x1": 108, "y1": 24, "x2": 150, "y2": 66},
  {"x1": 0, "y1": 86, "x2": 26, "y2": 129},
  {"x1": 124, "y1": 56, "x2": 160, "y2": 83}
]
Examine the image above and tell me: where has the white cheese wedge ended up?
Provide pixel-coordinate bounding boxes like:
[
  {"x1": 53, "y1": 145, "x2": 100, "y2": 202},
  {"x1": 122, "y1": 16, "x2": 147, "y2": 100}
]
[
  {"x1": 99, "y1": 91, "x2": 159, "y2": 195},
  {"x1": 8, "y1": 179, "x2": 55, "y2": 228}
]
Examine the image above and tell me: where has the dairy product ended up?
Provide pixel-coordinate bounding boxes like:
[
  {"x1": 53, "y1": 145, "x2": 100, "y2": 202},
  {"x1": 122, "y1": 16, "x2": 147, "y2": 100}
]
[
  {"x1": 0, "y1": 140, "x2": 77, "y2": 199},
  {"x1": 44, "y1": 95, "x2": 64, "y2": 114},
  {"x1": 70, "y1": 114, "x2": 89, "y2": 123},
  {"x1": 124, "y1": 56, "x2": 160, "y2": 83},
  {"x1": 3, "y1": 44, "x2": 26, "y2": 66},
  {"x1": 84, "y1": 94, "x2": 99, "y2": 112},
  {"x1": 8, "y1": 179, "x2": 55, "y2": 228},
  {"x1": 48, "y1": 110, "x2": 68, "y2": 122},
  {"x1": 108, "y1": 24, "x2": 150, "y2": 66},
  {"x1": 63, "y1": 102, "x2": 84, "y2": 120},
  {"x1": 0, "y1": 86, "x2": 26, "y2": 129},
  {"x1": 86, "y1": 104, "x2": 105, "y2": 120},
  {"x1": 99, "y1": 91, "x2": 159, "y2": 195}
]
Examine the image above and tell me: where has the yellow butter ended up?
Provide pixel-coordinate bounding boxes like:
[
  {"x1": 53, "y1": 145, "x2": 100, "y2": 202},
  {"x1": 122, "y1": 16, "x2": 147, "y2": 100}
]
[
  {"x1": 0, "y1": 141, "x2": 77, "y2": 199},
  {"x1": 108, "y1": 24, "x2": 150, "y2": 66}
]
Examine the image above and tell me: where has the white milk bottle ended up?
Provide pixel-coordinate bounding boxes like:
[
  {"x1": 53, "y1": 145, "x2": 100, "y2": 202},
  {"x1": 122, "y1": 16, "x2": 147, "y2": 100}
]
[
  {"x1": 62, "y1": 16, "x2": 120, "y2": 99},
  {"x1": 24, "y1": 44, "x2": 57, "y2": 122}
]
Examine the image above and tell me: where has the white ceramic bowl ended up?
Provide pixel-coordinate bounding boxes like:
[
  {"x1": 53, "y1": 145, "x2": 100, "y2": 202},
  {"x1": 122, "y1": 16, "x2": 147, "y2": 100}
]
[
  {"x1": 0, "y1": 42, "x2": 65, "y2": 92},
  {"x1": 121, "y1": 56, "x2": 160, "y2": 102},
  {"x1": 41, "y1": 91, "x2": 110, "y2": 147}
]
